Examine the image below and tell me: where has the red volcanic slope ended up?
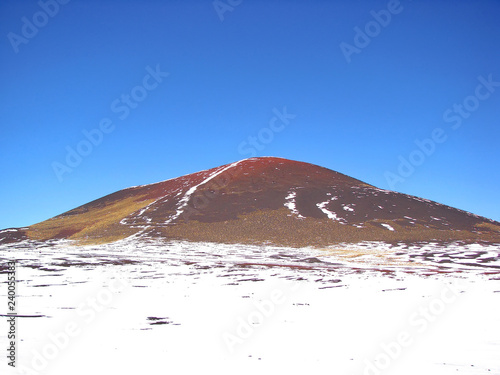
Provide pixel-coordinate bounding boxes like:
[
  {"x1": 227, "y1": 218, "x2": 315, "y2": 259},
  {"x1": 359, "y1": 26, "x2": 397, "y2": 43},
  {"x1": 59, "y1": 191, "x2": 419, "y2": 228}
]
[
  {"x1": 1, "y1": 157, "x2": 499, "y2": 246},
  {"x1": 120, "y1": 157, "x2": 368, "y2": 225}
]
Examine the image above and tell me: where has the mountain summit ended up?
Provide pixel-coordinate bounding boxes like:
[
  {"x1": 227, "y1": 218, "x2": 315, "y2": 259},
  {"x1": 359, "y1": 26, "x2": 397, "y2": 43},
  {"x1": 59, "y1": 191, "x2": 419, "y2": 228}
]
[{"x1": 1, "y1": 157, "x2": 499, "y2": 247}]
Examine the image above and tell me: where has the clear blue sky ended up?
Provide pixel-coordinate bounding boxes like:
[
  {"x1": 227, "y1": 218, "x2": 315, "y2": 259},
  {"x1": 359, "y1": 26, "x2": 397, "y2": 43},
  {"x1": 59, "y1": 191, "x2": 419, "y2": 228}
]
[{"x1": 1, "y1": 0, "x2": 499, "y2": 229}]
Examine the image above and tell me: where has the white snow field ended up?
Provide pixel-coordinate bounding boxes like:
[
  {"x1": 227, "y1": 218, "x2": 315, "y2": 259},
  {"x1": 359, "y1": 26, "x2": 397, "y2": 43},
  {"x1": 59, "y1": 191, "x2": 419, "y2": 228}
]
[{"x1": 0, "y1": 238, "x2": 499, "y2": 375}]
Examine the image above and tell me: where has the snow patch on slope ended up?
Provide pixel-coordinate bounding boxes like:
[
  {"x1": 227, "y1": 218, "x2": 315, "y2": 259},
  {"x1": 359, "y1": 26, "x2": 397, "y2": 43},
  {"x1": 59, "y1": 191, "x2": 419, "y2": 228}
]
[
  {"x1": 0, "y1": 229, "x2": 18, "y2": 233},
  {"x1": 284, "y1": 191, "x2": 305, "y2": 219},
  {"x1": 165, "y1": 160, "x2": 244, "y2": 224},
  {"x1": 342, "y1": 204, "x2": 355, "y2": 212},
  {"x1": 317, "y1": 197, "x2": 346, "y2": 224},
  {"x1": 381, "y1": 223, "x2": 395, "y2": 231}
]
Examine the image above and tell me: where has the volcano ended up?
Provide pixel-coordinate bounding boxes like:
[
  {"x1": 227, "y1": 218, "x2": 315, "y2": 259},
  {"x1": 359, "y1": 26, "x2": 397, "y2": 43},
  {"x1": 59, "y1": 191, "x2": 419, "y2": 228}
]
[{"x1": 1, "y1": 157, "x2": 499, "y2": 247}]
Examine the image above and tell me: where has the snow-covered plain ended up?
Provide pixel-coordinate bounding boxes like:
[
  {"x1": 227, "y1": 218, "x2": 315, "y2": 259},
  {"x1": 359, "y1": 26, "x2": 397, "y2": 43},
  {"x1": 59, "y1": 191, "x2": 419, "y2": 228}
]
[{"x1": 0, "y1": 238, "x2": 499, "y2": 375}]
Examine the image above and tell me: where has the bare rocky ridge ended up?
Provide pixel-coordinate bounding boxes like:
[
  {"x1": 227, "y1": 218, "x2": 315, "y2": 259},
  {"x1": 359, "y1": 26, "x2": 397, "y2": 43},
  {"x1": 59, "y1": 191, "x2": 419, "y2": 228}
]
[{"x1": 1, "y1": 157, "x2": 499, "y2": 247}]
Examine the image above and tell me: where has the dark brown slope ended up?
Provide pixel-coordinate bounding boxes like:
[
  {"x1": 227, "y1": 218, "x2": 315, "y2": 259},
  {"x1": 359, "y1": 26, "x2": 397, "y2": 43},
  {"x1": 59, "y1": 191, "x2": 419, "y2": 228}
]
[{"x1": 1, "y1": 157, "x2": 499, "y2": 247}]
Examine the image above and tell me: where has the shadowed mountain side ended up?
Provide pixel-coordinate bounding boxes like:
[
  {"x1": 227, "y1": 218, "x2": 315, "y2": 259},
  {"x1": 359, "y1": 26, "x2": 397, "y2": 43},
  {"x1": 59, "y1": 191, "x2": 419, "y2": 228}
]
[{"x1": 1, "y1": 157, "x2": 499, "y2": 247}]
